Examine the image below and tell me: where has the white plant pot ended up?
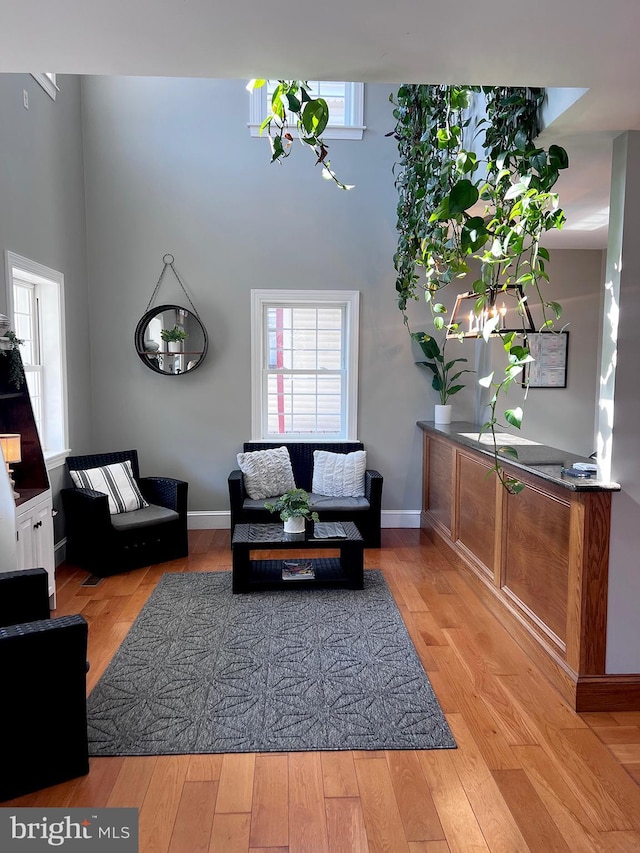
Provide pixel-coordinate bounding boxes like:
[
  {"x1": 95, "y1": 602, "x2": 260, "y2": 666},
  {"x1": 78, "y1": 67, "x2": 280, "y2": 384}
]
[
  {"x1": 284, "y1": 516, "x2": 305, "y2": 534},
  {"x1": 168, "y1": 340, "x2": 182, "y2": 353},
  {"x1": 434, "y1": 404, "x2": 452, "y2": 425}
]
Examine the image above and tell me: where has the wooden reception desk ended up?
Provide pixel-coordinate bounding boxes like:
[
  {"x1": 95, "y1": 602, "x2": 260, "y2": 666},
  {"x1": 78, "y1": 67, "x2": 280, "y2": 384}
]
[{"x1": 417, "y1": 421, "x2": 635, "y2": 711}]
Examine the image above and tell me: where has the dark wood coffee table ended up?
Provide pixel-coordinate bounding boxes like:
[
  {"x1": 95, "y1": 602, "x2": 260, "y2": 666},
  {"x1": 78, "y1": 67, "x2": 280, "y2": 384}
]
[{"x1": 231, "y1": 522, "x2": 364, "y2": 593}]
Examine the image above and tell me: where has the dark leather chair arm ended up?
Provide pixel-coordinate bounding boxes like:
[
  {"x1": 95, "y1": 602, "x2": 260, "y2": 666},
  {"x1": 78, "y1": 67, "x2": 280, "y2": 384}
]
[
  {"x1": 138, "y1": 476, "x2": 188, "y2": 514},
  {"x1": 0, "y1": 568, "x2": 50, "y2": 627}
]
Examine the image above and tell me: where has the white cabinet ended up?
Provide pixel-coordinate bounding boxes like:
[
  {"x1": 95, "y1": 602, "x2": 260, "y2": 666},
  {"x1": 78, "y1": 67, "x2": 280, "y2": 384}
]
[{"x1": 15, "y1": 491, "x2": 56, "y2": 608}]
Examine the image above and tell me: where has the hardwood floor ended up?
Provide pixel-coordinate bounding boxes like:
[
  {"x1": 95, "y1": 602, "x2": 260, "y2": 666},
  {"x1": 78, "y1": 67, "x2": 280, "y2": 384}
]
[{"x1": 5, "y1": 528, "x2": 640, "y2": 852}]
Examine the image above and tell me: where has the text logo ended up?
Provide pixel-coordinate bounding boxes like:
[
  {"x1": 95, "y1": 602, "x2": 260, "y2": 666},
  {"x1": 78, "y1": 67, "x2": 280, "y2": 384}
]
[{"x1": 0, "y1": 809, "x2": 138, "y2": 851}]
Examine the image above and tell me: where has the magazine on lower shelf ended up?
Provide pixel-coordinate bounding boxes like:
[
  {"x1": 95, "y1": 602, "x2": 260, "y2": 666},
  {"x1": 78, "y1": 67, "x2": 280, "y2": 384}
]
[{"x1": 282, "y1": 560, "x2": 315, "y2": 580}]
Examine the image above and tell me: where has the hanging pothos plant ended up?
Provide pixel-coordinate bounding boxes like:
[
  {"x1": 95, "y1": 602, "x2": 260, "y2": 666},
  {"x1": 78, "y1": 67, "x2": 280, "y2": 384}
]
[
  {"x1": 247, "y1": 79, "x2": 353, "y2": 190},
  {"x1": 390, "y1": 84, "x2": 569, "y2": 492}
]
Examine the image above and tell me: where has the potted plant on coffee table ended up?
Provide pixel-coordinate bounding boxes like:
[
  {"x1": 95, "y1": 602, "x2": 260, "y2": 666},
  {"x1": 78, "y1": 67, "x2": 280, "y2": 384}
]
[
  {"x1": 265, "y1": 488, "x2": 320, "y2": 534},
  {"x1": 412, "y1": 332, "x2": 473, "y2": 424}
]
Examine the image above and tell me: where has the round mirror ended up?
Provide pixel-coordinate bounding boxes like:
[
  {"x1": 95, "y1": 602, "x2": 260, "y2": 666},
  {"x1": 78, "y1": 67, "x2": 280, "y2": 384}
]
[{"x1": 135, "y1": 304, "x2": 208, "y2": 375}]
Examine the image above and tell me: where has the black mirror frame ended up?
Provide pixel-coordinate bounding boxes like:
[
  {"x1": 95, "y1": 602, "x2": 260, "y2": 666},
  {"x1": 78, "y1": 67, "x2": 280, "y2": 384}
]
[{"x1": 134, "y1": 303, "x2": 209, "y2": 376}]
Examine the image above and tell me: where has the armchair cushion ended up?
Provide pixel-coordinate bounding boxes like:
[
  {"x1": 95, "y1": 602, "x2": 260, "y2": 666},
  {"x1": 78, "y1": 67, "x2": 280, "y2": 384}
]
[
  {"x1": 312, "y1": 449, "x2": 367, "y2": 497},
  {"x1": 110, "y1": 504, "x2": 179, "y2": 531},
  {"x1": 236, "y1": 445, "x2": 296, "y2": 500},
  {"x1": 69, "y1": 459, "x2": 149, "y2": 515}
]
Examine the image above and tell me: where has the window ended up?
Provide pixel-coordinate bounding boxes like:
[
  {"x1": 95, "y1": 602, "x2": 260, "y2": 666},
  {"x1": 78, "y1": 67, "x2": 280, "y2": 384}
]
[
  {"x1": 31, "y1": 73, "x2": 58, "y2": 101},
  {"x1": 251, "y1": 290, "x2": 359, "y2": 441},
  {"x1": 5, "y1": 252, "x2": 68, "y2": 468},
  {"x1": 249, "y1": 81, "x2": 365, "y2": 140}
]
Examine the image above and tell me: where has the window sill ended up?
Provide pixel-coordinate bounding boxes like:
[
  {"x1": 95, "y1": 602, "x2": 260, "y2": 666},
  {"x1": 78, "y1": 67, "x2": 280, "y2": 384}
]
[
  {"x1": 45, "y1": 449, "x2": 71, "y2": 471},
  {"x1": 248, "y1": 124, "x2": 365, "y2": 141}
]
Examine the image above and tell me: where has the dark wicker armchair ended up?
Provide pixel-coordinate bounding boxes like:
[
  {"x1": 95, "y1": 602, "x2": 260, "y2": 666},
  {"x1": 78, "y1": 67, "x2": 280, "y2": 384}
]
[
  {"x1": 0, "y1": 568, "x2": 89, "y2": 802},
  {"x1": 62, "y1": 449, "x2": 188, "y2": 577}
]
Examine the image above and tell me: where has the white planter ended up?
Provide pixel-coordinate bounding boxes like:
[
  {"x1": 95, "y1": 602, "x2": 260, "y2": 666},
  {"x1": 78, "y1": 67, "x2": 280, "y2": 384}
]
[
  {"x1": 284, "y1": 516, "x2": 306, "y2": 534},
  {"x1": 434, "y1": 404, "x2": 452, "y2": 425},
  {"x1": 168, "y1": 340, "x2": 182, "y2": 353}
]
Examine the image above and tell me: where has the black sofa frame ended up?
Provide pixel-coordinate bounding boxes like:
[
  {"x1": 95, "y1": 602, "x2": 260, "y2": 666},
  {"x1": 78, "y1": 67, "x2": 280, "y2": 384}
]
[{"x1": 229, "y1": 441, "x2": 383, "y2": 547}]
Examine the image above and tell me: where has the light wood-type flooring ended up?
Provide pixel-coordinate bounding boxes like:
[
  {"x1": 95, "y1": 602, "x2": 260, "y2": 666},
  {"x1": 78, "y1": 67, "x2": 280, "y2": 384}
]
[{"x1": 6, "y1": 528, "x2": 640, "y2": 852}]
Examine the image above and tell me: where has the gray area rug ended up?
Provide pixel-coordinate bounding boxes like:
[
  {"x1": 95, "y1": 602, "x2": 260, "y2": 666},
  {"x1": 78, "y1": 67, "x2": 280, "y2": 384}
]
[{"x1": 87, "y1": 571, "x2": 455, "y2": 755}]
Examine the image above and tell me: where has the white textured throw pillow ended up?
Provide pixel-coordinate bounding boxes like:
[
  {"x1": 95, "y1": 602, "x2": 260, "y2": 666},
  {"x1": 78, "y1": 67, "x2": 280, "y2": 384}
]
[
  {"x1": 312, "y1": 450, "x2": 367, "y2": 497},
  {"x1": 69, "y1": 460, "x2": 149, "y2": 515},
  {"x1": 237, "y1": 446, "x2": 296, "y2": 500}
]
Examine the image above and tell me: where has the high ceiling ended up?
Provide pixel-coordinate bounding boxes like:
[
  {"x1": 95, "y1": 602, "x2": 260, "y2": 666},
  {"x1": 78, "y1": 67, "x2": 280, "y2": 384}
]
[{"x1": 2, "y1": 0, "x2": 640, "y2": 249}]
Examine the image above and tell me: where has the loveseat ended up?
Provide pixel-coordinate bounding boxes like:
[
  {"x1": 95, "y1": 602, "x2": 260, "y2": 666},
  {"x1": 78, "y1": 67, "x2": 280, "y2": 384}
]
[{"x1": 228, "y1": 441, "x2": 383, "y2": 547}]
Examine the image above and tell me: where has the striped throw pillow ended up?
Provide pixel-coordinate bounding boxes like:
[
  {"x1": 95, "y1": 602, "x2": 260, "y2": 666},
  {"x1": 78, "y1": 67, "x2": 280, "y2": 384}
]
[{"x1": 70, "y1": 460, "x2": 149, "y2": 515}]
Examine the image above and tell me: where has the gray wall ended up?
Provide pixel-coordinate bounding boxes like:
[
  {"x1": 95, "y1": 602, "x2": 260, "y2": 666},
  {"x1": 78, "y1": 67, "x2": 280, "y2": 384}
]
[
  {"x1": 0, "y1": 73, "x2": 92, "y2": 538},
  {"x1": 79, "y1": 76, "x2": 463, "y2": 516},
  {"x1": 0, "y1": 73, "x2": 608, "y2": 526}
]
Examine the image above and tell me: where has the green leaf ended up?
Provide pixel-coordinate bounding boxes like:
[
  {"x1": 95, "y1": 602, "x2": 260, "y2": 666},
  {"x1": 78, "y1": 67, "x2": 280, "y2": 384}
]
[
  {"x1": 504, "y1": 182, "x2": 526, "y2": 200},
  {"x1": 449, "y1": 180, "x2": 479, "y2": 214},
  {"x1": 499, "y1": 445, "x2": 519, "y2": 460},
  {"x1": 549, "y1": 144, "x2": 569, "y2": 170},
  {"x1": 246, "y1": 78, "x2": 266, "y2": 91},
  {"x1": 547, "y1": 301, "x2": 563, "y2": 319},
  {"x1": 429, "y1": 197, "x2": 450, "y2": 222},
  {"x1": 504, "y1": 407, "x2": 523, "y2": 429},
  {"x1": 478, "y1": 372, "x2": 494, "y2": 388},
  {"x1": 446, "y1": 384, "x2": 465, "y2": 396},
  {"x1": 286, "y1": 92, "x2": 301, "y2": 113},
  {"x1": 434, "y1": 316, "x2": 444, "y2": 330},
  {"x1": 433, "y1": 303, "x2": 447, "y2": 314},
  {"x1": 514, "y1": 128, "x2": 528, "y2": 151},
  {"x1": 537, "y1": 246, "x2": 550, "y2": 262},
  {"x1": 302, "y1": 99, "x2": 329, "y2": 136}
]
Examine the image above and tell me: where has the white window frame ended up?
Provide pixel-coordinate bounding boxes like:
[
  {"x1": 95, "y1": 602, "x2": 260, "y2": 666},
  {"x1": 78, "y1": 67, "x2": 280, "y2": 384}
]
[
  {"x1": 31, "y1": 73, "x2": 58, "y2": 101},
  {"x1": 251, "y1": 289, "x2": 359, "y2": 441},
  {"x1": 5, "y1": 252, "x2": 69, "y2": 469},
  {"x1": 249, "y1": 81, "x2": 365, "y2": 140}
]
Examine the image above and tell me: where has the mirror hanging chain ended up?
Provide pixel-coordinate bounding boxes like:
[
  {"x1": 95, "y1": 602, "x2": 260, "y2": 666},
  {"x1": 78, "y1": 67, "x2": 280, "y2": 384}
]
[{"x1": 145, "y1": 254, "x2": 202, "y2": 319}]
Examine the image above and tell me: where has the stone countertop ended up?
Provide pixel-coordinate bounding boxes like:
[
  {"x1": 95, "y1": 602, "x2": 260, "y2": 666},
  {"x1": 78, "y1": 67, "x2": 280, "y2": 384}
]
[{"x1": 417, "y1": 421, "x2": 621, "y2": 492}]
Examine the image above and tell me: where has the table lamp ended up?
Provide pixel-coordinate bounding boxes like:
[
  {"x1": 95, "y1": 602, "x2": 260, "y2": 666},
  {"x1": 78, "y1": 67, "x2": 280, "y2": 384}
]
[{"x1": 0, "y1": 433, "x2": 21, "y2": 499}]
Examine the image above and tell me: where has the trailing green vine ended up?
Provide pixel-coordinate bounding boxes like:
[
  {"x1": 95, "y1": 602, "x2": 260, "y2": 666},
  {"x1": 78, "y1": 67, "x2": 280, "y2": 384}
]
[
  {"x1": 390, "y1": 85, "x2": 569, "y2": 492},
  {"x1": 0, "y1": 330, "x2": 25, "y2": 389},
  {"x1": 248, "y1": 79, "x2": 353, "y2": 190}
]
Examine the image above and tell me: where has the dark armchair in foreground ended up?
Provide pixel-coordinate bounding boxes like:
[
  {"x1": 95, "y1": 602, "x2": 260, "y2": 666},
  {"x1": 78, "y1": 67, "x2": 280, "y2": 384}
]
[
  {"x1": 0, "y1": 569, "x2": 89, "y2": 802},
  {"x1": 62, "y1": 449, "x2": 188, "y2": 577}
]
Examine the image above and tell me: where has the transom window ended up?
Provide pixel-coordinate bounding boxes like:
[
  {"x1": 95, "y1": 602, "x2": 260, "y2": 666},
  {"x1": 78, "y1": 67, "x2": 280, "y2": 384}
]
[
  {"x1": 251, "y1": 290, "x2": 359, "y2": 441},
  {"x1": 249, "y1": 81, "x2": 365, "y2": 140}
]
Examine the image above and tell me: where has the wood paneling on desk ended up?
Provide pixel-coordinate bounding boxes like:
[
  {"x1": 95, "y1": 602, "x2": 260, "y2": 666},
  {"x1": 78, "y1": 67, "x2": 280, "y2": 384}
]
[{"x1": 418, "y1": 422, "x2": 635, "y2": 711}]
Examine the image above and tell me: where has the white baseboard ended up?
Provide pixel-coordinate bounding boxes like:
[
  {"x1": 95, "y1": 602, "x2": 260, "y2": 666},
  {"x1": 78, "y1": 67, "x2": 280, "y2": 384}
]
[
  {"x1": 55, "y1": 537, "x2": 67, "y2": 566},
  {"x1": 187, "y1": 510, "x2": 421, "y2": 530},
  {"x1": 381, "y1": 510, "x2": 421, "y2": 528},
  {"x1": 188, "y1": 511, "x2": 232, "y2": 530}
]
